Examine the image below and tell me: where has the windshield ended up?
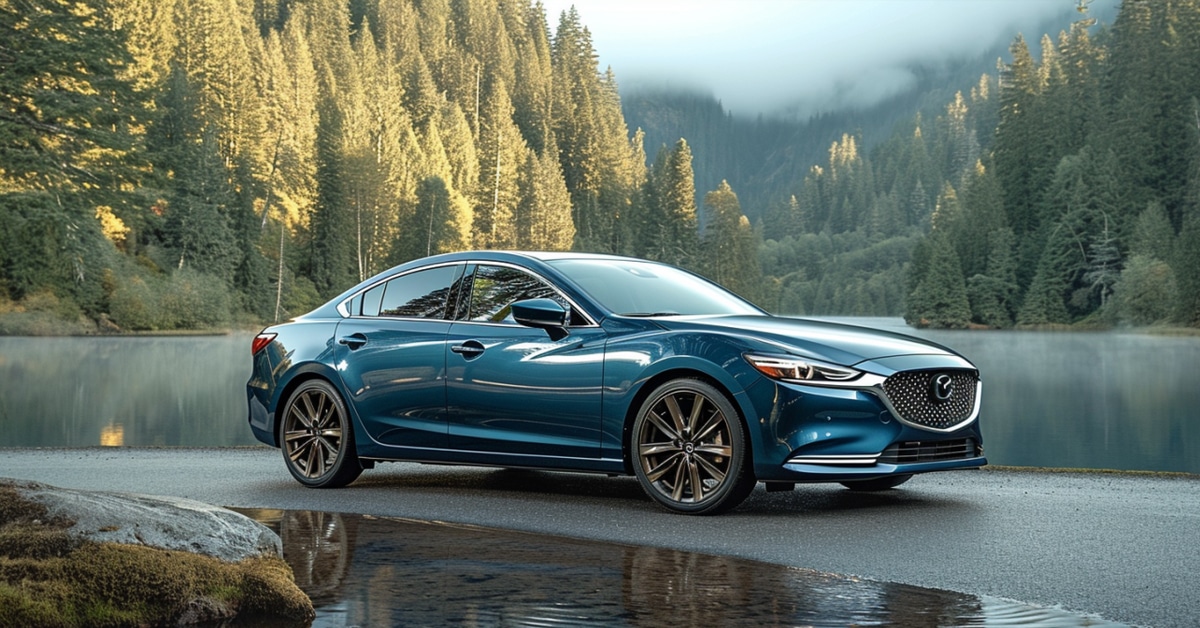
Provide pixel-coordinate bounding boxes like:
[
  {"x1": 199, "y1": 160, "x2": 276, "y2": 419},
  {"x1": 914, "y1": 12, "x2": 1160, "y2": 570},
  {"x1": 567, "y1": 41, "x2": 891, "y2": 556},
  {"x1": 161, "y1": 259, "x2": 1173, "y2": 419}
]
[{"x1": 548, "y1": 259, "x2": 762, "y2": 317}]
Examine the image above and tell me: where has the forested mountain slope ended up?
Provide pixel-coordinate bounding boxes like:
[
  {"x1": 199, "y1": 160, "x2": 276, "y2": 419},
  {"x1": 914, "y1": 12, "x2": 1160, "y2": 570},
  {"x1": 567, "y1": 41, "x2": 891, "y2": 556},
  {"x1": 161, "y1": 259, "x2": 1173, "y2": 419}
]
[{"x1": 1, "y1": 0, "x2": 1195, "y2": 331}]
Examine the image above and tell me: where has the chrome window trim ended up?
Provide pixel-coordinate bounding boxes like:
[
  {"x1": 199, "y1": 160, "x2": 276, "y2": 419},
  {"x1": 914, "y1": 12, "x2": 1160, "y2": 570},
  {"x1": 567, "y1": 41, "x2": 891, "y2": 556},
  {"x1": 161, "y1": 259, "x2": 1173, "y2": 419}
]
[
  {"x1": 336, "y1": 261, "x2": 464, "y2": 319},
  {"x1": 336, "y1": 260, "x2": 600, "y2": 327}
]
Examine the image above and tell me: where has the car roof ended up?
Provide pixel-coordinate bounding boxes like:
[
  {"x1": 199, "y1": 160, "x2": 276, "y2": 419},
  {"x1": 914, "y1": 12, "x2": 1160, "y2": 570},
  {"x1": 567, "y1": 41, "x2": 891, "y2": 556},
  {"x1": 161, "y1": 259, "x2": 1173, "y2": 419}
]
[
  {"x1": 487, "y1": 250, "x2": 642, "y2": 262},
  {"x1": 304, "y1": 250, "x2": 654, "y2": 320}
]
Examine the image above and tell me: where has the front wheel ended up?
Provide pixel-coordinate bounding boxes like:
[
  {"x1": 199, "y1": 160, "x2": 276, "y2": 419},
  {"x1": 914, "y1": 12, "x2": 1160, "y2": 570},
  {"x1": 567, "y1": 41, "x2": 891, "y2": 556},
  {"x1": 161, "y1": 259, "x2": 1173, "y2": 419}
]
[
  {"x1": 632, "y1": 379, "x2": 755, "y2": 515},
  {"x1": 840, "y1": 474, "x2": 912, "y2": 492},
  {"x1": 279, "y1": 379, "x2": 362, "y2": 488}
]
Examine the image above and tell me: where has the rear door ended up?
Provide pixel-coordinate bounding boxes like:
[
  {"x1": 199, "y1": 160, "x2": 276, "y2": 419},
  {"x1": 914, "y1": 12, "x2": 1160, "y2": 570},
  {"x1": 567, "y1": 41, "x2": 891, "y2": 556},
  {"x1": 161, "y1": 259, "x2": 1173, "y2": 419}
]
[{"x1": 335, "y1": 264, "x2": 464, "y2": 449}]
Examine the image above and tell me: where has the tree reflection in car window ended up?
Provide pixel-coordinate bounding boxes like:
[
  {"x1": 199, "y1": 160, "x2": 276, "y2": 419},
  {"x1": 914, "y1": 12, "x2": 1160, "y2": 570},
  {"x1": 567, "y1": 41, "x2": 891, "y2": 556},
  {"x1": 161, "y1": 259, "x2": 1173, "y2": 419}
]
[
  {"x1": 377, "y1": 266, "x2": 459, "y2": 318},
  {"x1": 467, "y1": 265, "x2": 564, "y2": 324}
]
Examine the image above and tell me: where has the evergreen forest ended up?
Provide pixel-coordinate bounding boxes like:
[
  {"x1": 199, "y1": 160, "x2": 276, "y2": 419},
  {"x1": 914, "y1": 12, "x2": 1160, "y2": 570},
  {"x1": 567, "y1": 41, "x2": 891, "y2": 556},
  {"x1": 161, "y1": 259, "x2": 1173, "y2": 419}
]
[{"x1": 1, "y1": 0, "x2": 1198, "y2": 332}]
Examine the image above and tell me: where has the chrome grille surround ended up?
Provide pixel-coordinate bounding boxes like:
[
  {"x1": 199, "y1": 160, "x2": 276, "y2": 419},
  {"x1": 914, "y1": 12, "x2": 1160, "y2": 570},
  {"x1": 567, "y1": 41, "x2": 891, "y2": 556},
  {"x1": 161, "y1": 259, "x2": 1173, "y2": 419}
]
[{"x1": 876, "y1": 369, "x2": 981, "y2": 432}]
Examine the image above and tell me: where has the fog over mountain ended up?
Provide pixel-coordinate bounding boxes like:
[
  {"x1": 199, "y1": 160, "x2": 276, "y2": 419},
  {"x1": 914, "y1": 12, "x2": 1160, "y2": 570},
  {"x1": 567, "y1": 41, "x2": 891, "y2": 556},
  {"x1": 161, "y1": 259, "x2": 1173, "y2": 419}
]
[{"x1": 540, "y1": 0, "x2": 1119, "y2": 117}]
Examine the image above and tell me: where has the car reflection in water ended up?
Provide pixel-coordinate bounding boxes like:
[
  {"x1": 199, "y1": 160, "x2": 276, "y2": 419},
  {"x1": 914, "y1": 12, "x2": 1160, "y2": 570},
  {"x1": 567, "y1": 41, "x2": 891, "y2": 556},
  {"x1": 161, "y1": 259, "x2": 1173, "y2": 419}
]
[{"x1": 235, "y1": 508, "x2": 1124, "y2": 627}]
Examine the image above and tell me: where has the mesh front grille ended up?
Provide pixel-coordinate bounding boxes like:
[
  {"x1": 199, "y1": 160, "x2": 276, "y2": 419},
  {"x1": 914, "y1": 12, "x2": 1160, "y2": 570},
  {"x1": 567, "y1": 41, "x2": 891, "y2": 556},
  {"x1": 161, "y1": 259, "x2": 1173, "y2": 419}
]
[
  {"x1": 878, "y1": 439, "x2": 977, "y2": 464},
  {"x1": 880, "y1": 369, "x2": 978, "y2": 430}
]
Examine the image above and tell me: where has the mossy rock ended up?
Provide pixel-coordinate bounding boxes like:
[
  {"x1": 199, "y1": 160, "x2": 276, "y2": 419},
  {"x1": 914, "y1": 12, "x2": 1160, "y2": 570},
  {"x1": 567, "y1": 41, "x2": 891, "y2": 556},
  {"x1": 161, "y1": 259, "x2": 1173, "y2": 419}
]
[{"x1": 0, "y1": 482, "x2": 315, "y2": 626}]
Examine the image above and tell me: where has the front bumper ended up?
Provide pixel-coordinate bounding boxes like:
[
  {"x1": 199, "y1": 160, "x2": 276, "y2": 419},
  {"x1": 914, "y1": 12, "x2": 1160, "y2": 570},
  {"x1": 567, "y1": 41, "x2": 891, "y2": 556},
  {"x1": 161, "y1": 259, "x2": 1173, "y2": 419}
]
[
  {"x1": 780, "y1": 455, "x2": 987, "y2": 482},
  {"x1": 745, "y1": 375, "x2": 986, "y2": 483}
]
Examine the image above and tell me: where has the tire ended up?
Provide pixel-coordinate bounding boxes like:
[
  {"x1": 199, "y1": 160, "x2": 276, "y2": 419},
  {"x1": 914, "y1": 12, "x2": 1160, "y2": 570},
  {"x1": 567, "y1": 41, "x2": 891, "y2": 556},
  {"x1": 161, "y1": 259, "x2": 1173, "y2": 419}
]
[
  {"x1": 631, "y1": 379, "x2": 755, "y2": 515},
  {"x1": 278, "y1": 379, "x2": 363, "y2": 488},
  {"x1": 840, "y1": 474, "x2": 912, "y2": 492}
]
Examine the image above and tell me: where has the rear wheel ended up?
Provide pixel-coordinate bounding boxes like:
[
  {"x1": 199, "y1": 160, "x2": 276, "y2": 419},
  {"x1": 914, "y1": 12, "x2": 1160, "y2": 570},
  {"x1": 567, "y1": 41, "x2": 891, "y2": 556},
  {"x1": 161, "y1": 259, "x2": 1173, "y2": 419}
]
[
  {"x1": 279, "y1": 379, "x2": 362, "y2": 488},
  {"x1": 840, "y1": 474, "x2": 912, "y2": 492},
  {"x1": 632, "y1": 379, "x2": 755, "y2": 515}
]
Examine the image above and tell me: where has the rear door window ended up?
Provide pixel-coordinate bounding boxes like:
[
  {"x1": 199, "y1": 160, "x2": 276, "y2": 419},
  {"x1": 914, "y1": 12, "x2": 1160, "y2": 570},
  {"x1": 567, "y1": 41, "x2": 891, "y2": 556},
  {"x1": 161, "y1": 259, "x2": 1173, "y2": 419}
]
[{"x1": 366, "y1": 265, "x2": 461, "y2": 319}]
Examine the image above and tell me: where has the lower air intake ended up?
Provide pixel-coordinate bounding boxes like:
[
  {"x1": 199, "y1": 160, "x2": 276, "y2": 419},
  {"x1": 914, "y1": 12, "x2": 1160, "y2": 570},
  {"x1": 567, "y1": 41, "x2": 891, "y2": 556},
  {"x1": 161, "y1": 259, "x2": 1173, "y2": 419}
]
[{"x1": 878, "y1": 439, "x2": 978, "y2": 464}]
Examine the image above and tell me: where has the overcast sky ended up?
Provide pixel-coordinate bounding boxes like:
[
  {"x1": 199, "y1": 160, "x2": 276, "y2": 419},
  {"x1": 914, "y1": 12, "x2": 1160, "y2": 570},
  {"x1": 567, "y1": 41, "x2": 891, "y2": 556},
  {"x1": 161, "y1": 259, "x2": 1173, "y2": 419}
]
[{"x1": 538, "y1": 0, "x2": 1116, "y2": 118}]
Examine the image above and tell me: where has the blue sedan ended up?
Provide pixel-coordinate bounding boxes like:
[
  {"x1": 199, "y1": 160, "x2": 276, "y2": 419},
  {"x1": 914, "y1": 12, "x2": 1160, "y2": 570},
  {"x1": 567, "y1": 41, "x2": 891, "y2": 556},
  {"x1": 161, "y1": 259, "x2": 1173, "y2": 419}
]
[{"x1": 248, "y1": 251, "x2": 985, "y2": 514}]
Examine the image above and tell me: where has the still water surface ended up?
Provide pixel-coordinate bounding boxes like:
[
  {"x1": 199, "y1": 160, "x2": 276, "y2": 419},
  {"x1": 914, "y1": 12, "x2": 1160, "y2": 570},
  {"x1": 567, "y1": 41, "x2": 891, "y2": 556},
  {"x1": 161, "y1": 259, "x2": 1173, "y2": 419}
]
[
  {"x1": 1, "y1": 320, "x2": 1197, "y2": 473},
  {"x1": 236, "y1": 508, "x2": 1126, "y2": 627}
]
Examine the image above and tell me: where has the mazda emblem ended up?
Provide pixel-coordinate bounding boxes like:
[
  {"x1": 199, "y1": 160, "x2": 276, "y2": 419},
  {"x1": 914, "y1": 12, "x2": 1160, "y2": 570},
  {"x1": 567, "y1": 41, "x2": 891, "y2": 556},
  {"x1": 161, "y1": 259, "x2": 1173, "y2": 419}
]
[{"x1": 931, "y1": 374, "x2": 955, "y2": 402}]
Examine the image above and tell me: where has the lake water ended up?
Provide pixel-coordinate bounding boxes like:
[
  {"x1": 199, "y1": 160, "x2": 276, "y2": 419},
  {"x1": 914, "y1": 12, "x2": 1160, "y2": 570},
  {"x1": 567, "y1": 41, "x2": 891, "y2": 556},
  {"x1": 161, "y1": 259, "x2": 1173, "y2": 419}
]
[
  {"x1": 233, "y1": 508, "x2": 1126, "y2": 627},
  {"x1": 1, "y1": 320, "x2": 1197, "y2": 473}
]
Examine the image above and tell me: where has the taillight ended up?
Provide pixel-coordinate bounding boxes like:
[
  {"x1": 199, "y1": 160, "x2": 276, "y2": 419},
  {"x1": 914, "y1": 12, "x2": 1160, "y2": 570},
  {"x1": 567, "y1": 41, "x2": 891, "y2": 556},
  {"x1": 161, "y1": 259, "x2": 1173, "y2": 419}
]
[{"x1": 251, "y1": 332, "x2": 277, "y2": 355}]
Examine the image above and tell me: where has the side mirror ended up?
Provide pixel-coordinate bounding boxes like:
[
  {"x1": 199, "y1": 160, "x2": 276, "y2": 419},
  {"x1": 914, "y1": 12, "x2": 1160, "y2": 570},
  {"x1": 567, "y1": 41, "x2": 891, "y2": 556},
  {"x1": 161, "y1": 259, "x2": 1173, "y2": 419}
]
[{"x1": 511, "y1": 298, "x2": 569, "y2": 340}]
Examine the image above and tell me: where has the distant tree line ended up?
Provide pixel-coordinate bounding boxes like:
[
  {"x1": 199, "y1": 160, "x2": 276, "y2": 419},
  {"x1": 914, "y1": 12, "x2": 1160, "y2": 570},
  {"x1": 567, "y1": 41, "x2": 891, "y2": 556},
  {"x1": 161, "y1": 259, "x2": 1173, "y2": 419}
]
[
  {"x1": 904, "y1": 0, "x2": 1200, "y2": 328},
  {"x1": 750, "y1": 0, "x2": 1200, "y2": 327}
]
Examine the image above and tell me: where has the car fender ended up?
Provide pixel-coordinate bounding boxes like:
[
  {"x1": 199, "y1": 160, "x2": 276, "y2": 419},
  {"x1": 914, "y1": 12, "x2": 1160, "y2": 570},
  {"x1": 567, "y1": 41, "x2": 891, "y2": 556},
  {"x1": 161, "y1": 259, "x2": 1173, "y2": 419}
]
[
  {"x1": 264, "y1": 323, "x2": 371, "y2": 449},
  {"x1": 600, "y1": 329, "x2": 768, "y2": 464}
]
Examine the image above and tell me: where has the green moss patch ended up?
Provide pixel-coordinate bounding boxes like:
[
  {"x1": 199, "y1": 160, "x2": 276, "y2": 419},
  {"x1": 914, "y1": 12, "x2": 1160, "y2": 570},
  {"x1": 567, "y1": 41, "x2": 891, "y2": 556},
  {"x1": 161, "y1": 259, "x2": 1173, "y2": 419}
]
[{"x1": 0, "y1": 485, "x2": 314, "y2": 626}]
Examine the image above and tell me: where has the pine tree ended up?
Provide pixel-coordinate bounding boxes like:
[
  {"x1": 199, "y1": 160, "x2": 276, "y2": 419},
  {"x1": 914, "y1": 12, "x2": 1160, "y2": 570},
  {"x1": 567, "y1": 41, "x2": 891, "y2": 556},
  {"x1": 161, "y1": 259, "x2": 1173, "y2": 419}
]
[
  {"x1": 1114, "y1": 254, "x2": 1178, "y2": 325},
  {"x1": 306, "y1": 0, "x2": 358, "y2": 296},
  {"x1": 416, "y1": 115, "x2": 472, "y2": 252},
  {"x1": 967, "y1": 228, "x2": 1019, "y2": 328},
  {"x1": 645, "y1": 139, "x2": 699, "y2": 268},
  {"x1": 702, "y1": 181, "x2": 761, "y2": 299},
  {"x1": 1104, "y1": 0, "x2": 1193, "y2": 228},
  {"x1": 1130, "y1": 202, "x2": 1175, "y2": 262},
  {"x1": 958, "y1": 162, "x2": 1007, "y2": 278},
  {"x1": 1016, "y1": 218, "x2": 1082, "y2": 326},
  {"x1": 995, "y1": 35, "x2": 1050, "y2": 239},
  {"x1": 510, "y1": 1, "x2": 555, "y2": 153},
  {"x1": 549, "y1": 7, "x2": 641, "y2": 251},
  {"x1": 173, "y1": 0, "x2": 269, "y2": 182},
  {"x1": 767, "y1": 195, "x2": 804, "y2": 240},
  {"x1": 472, "y1": 78, "x2": 525, "y2": 249},
  {"x1": 0, "y1": 0, "x2": 145, "y2": 307},
  {"x1": 0, "y1": 0, "x2": 146, "y2": 195},
  {"x1": 108, "y1": 0, "x2": 178, "y2": 93},
  {"x1": 1084, "y1": 216, "x2": 1121, "y2": 311},
  {"x1": 551, "y1": 6, "x2": 598, "y2": 199},
  {"x1": 439, "y1": 101, "x2": 480, "y2": 213},
  {"x1": 517, "y1": 149, "x2": 574, "y2": 250},
  {"x1": 261, "y1": 17, "x2": 319, "y2": 231},
  {"x1": 329, "y1": 20, "x2": 424, "y2": 278},
  {"x1": 905, "y1": 232, "x2": 971, "y2": 328},
  {"x1": 164, "y1": 128, "x2": 239, "y2": 283},
  {"x1": 939, "y1": 91, "x2": 979, "y2": 188},
  {"x1": 1174, "y1": 217, "x2": 1200, "y2": 325},
  {"x1": 393, "y1": 176, "x2": 461, "y2": 263}
]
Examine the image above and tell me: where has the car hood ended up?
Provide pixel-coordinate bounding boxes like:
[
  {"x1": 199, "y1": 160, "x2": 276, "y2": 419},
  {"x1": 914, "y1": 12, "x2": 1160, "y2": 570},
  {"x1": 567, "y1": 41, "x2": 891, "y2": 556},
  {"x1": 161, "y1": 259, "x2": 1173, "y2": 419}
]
[{"x1": 654, "y1": 315, "x2": 960, "y2": 367}]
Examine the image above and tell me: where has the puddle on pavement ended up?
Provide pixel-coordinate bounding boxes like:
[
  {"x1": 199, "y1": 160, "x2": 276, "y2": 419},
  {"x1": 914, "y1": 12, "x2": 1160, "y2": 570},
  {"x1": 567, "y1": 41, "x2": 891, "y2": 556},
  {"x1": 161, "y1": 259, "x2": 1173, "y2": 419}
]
[{"x1": 233, "y1": 509, "x2": 1124, "y2": 627}]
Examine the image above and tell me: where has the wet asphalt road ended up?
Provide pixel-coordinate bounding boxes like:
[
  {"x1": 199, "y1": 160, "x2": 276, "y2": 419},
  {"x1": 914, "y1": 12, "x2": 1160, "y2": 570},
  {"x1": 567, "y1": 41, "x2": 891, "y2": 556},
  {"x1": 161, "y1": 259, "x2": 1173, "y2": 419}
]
[{"x1": 1, "y1": 447, "x2": 1197, "y2": 627}]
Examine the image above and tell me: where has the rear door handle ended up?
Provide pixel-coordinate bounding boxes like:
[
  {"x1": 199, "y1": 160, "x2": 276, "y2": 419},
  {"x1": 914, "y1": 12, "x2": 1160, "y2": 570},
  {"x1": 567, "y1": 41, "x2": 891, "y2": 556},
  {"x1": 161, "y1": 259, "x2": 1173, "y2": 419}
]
[
  {"x1": 451, "y1": 340, "x2": 486, "y2": 358},
  {"x1": 338, "y1": 333, "x2": 368, "y2": 350}
]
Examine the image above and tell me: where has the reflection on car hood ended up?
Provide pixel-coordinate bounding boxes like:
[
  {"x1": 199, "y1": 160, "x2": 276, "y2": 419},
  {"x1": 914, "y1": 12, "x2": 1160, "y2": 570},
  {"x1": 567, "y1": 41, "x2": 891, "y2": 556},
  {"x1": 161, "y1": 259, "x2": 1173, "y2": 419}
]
[{"x1": 655, "y1": 315, "x2": 958, "y2": 366}]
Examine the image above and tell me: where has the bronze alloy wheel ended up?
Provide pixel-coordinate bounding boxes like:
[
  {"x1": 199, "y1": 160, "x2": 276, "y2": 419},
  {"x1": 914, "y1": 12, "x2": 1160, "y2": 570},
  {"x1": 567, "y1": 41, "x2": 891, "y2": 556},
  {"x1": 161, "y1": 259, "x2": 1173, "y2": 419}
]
[
  {"x1": 280, "y1": 379, "x2": 362, "y2": 488},
  {"x1": 632, "y1": 379, "x2": 755, "y2": 514}
]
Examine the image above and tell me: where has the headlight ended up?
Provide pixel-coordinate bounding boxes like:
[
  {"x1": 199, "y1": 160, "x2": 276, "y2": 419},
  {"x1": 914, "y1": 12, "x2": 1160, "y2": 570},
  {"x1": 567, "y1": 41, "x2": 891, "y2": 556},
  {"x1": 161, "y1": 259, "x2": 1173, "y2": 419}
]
[{"x1": 745, "y1": 354, "x2": 862, "y2": 384}]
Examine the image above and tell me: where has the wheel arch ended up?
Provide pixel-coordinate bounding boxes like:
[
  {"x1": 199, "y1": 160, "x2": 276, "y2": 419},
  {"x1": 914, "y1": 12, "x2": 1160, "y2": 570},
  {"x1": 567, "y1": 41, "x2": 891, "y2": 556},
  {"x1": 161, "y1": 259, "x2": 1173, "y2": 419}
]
[
  {"x1": 619, "y1": 367, "x2": 755, "y2": 477},
  {"x1": 268, "y1": 365, "x2": 348, "y2": 448}
]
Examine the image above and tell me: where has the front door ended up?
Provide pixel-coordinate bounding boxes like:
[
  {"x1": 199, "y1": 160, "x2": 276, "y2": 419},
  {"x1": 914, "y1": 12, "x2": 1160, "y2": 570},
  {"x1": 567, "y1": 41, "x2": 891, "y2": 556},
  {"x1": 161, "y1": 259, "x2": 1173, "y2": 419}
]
[{"x1": 445, "y1": 264, "x2": 605, "y2": 460}]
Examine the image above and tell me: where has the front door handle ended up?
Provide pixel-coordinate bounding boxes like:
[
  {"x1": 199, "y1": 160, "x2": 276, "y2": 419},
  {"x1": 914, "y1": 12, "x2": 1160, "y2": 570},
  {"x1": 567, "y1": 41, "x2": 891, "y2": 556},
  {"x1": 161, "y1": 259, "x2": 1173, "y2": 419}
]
[
  {"x1": 451, "y1": 340, "x2": 486, "y2": 359},
  {"x1": 338, "y1": 333, "x2": 368, "y2": 350}
]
